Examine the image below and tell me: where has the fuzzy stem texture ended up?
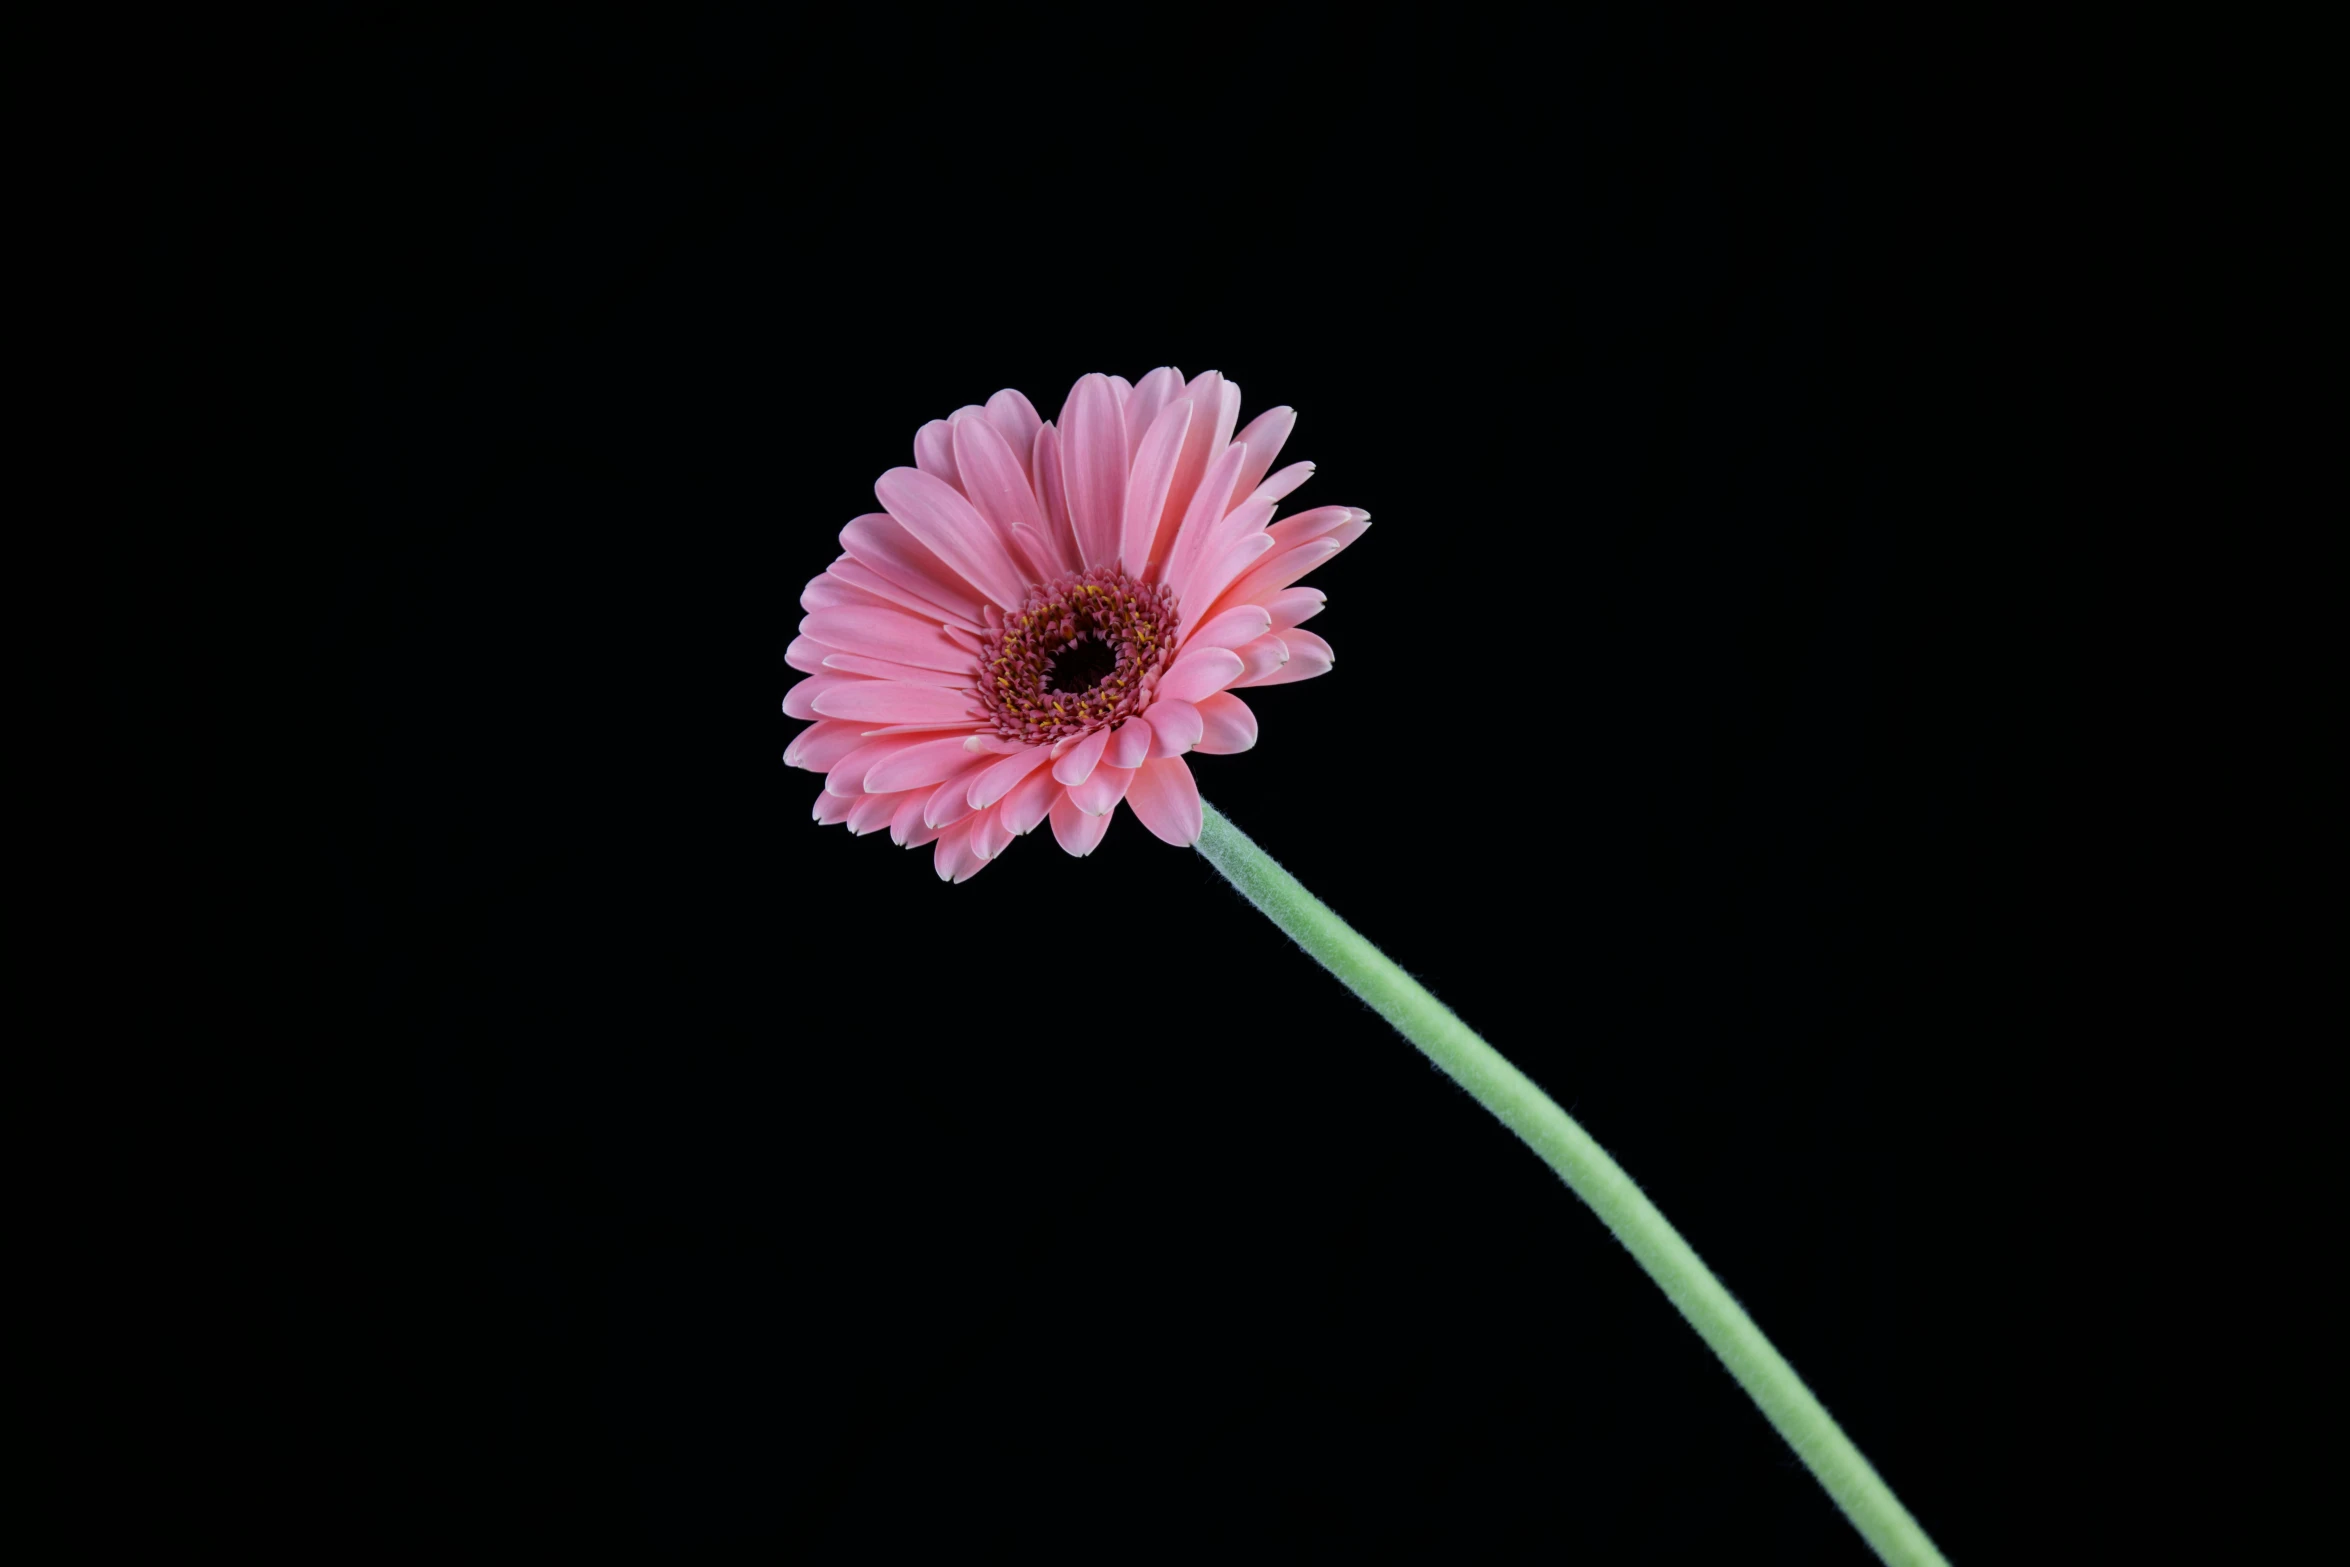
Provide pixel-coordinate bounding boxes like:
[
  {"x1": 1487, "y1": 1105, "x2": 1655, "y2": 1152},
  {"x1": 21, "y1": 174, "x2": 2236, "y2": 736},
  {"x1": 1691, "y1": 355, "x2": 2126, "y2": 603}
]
[{"x1": 1195, "y1": 800, "x2": 1949, "y2": 1567}]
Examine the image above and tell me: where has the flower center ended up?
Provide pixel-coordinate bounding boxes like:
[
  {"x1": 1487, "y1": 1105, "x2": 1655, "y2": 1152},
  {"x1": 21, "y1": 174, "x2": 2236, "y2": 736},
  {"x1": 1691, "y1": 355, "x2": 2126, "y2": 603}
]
[
  {"x1": 1044, "y1": 635, "x2": 1118, "y2": 695},
  {"x1": 975, "y1": 565, "x2": 1181, "y2": 746}
]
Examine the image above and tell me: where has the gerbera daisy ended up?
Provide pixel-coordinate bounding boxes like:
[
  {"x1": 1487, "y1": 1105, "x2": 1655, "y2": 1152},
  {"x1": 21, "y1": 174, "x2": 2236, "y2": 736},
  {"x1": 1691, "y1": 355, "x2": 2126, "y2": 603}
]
[
  {"x1": 778, "y1": 372, "x2": 1949, "y2": 1567},
  {"x1": 782, "y1": 368, "x2": 1369, "y2": 881}
]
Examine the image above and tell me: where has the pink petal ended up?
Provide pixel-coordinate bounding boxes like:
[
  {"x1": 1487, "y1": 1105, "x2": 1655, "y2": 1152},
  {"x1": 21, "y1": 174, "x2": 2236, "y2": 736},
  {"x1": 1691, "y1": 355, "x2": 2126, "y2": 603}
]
[
  {"x1": 811, "y1": 681, "x2": 980, "y2": 724},
  {"x1": 923, "y1": 769, "x2": 982, "y2": 830},
  {"x1": 1120, "y1": 397, "x2": 1194, "y2": 578},
  {"x1": 1185, "y1": 604, "x2": 1273, "y2": 654},
  {"x1": 1153, "y1": 372, "x2": 1241, "y2": 578},
  {"x1": 1049, "y1": 790, "x2": 1113, "y2": 856},
  {"x1": 1237, "y1": 523, "x2": 1364, "y2": 618},
  {"x1": 783, "y1": 719, "x2": 867, "y2": 771},
  {"x1": 785, "y1": 633, "x2": 834, "y2": 674},
  {"x1": 800, "y1": 567, "x2": 892, "y2": 614},
  {"x1": 913, "y1": 418, "x2": 962, "y2": 491},
  {"x1": 783, "y1": 672, "x2": 865, "y2": 720},
  {"x1": 1031, "y1": 422, "x2": 1077, "y2": 571},
  {"x1": 1229, "y1": 633, "x2": 1289, "y2": 684},
  {"x1": 1165, "y1": 500, "x2": 1278, "y2": 629},
  {"x1": 1227, "y1": 405, "x2": 1295, "y2": 503},
  {"x1": 852, "y1": 721, "x2": 985, "y2": 737},
  {"x1": 1104, "y1": 717, "x2": 1152, "y2": 770},
  {"x1": 1238, "y1": 459, "x2": 1315, "y2": 511},
  {"x1": 889, "y1": 790, "x2": 933, "y2": 845},
  {"x1": 1124, "y1": 755, "x2": 1203, "y2": 846},
  {"x1": 983, "y1": 388, "x2": 1043, "y2": 473},
  {"x1": 1222, "y1": 462, "x2": 1316, "y2": 530},
  {"x1": 846, "y1": 790, "x2": 906, "y2": 835},
  {"x1": 1204, "y1": 537, "x2": 1344, "y2": 625},
  {"x1": 970, "y1": 803, "x2": 1014, "y2": 862},
  {"x1": 820, "y1": 652, "x2": 970, "y2": 687},
  {"x1": 864, "y1": 734, "x2": 992, "y2": 795},
  {"x1": 1158, "y1": 441, "x2": 1249, "y2": 606},
  {"x1": 1157, "y1": 647, "x2": 1244, "y2": 704},
  {"x1": 1177, "y1": 532, "x2": 1276, "y2": 635},
  {"x1": 1263, "y1": 587, "x2": 1326, "y2": 630},
  {"x1": 1240, "y1": 628, "x2": 1334, "y2": 686},
  {"x1": 1265, "y1": 504, "x2": 1362, "y2": 552},
  {"x1": 802, "y1": 605, "x2": 972, "y2": 672},
  {"x1": 898, "y1": 797, "x2": 948, "y2": 848},
  {"x1": 1058, "y1": 373, "x2": 1129, "y2": 570},
  {"x1": 840, "y1": 512, "x2": 988, "y2": 626},
  {"x1": 967, "y1": 744, "x2": 1049, "y2": 809},
  {"x1": 813, "y1": 790, "x2": 858, "y2": 825},
  {"x1": 1000, "y1": 765, "x2": 1062, "y2": 835},
  {"x1": 1191, "y1": 691, "x2": 1258, "y2": 754},
  {"x1": 1122, "y1": 366, "x2": 1184, "y2": 463},
  {"x1": 932, "y1": 817, "x2": 986, "y2": 882},
  {"x1": 952, "y1": 414, "x2": 1048, "y2": 545},
  {"x1": 826, "y1": 559, "x2": 985, "y2": 633},
  {"x1": 826, "y1": 733, "x2": 936, "y2": 797},
  {"x1": 1195, "y1": 493, "x2": 1278, "y2": 574},
  {"x1": 874, "y1": 467, "x2": 1030, "y2": 610},
  {"x1": 1051, "y1": 724, "x2": 1112, "y2": 786},
  {"x1": 1068, "y1": 760, "x2": 1134, "y2": 816},
  {"x1": 1144, "y1": 698, "x2": 1203, "y2": 758},
  {"x1": 1007, "y1": 521, "x2": 1063, "y2": 583}
]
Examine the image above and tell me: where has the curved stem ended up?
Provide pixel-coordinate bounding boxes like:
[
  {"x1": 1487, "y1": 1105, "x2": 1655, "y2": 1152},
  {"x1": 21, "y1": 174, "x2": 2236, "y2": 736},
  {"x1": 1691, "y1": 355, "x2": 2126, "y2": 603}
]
[{"x1": 1194, "y1": 800, "x2": 1949, "y2": 1567}]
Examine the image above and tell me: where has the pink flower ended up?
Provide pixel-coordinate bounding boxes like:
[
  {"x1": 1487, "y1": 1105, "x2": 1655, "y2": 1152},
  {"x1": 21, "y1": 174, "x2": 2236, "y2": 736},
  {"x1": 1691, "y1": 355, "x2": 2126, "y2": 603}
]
[{"x1": 783, "y1": 368, "x2": 1370, "y2": 881}]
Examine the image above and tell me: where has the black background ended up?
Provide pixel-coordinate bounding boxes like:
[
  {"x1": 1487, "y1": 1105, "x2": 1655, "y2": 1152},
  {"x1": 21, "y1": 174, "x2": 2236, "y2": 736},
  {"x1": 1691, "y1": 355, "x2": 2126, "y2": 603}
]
[{"x1": 133, "y1": 10, "x2": 2111, "y2": 1562}]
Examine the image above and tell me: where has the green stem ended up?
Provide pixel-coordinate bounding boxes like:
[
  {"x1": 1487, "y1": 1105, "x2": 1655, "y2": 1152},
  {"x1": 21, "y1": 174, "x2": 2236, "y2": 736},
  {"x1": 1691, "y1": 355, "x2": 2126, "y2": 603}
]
[{"x1": 1194, "y1": 800, "x2": 1949, "y2": 1567}]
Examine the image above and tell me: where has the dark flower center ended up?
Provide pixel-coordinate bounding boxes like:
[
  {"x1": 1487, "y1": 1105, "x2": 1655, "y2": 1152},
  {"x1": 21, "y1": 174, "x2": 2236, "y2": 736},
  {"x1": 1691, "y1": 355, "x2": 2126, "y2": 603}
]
[
  {"x1": 1044, "y1": 634, "x2": 1118, "y2": 695},
  {"x1": 972, "y1": 565, "x2": 1182, "y2": 746}
]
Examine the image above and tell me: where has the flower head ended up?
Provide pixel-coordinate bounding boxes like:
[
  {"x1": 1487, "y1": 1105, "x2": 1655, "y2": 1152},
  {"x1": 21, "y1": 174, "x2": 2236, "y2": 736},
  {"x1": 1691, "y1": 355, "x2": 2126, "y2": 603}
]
[{"x1": 784, "y1": 369, "x2": 1368, "y2": 881}]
